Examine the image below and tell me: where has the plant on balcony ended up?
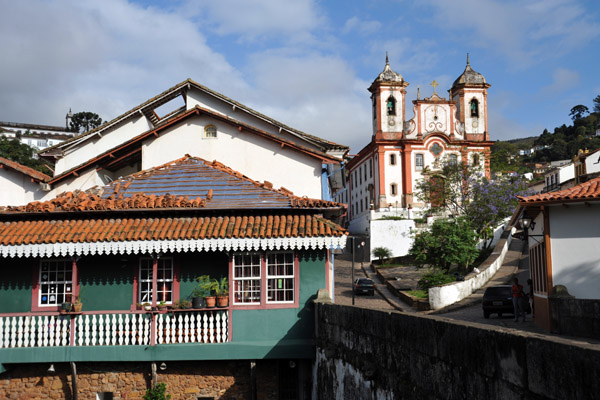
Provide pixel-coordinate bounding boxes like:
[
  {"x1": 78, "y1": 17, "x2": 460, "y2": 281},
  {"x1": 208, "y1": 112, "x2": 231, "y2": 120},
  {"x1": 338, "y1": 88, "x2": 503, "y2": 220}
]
[
  {"x1": 213, "y1": 277, "x2": 229, "y2": 307},
  {"x1": 181, "y1": 299, "x2": 192, "y2": 309},
  {"x1": 143, "y1": 302, "x2": 152, "y2": 311},
  {"x1": 193, "y1": 275, "x2": 213, "y2": 308},
  {"x1": 157, "y1": 300, "x2": 168, "y2": 311},
  {"x1": 143, "y1": 382, "x2": 171, "y2": 400},
  {"x1": 72, "y1": 295, "x2": 83, "y2": 313}
]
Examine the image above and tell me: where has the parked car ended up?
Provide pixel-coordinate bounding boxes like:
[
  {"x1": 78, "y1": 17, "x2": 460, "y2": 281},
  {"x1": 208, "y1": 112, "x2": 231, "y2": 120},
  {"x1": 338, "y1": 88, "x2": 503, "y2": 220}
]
[
  {"x1": 354, "y1": 278, "x2": 375, "y2": 296},
  {"x1": 482, "y1": 285, "x2": 513, "y2": 319}
]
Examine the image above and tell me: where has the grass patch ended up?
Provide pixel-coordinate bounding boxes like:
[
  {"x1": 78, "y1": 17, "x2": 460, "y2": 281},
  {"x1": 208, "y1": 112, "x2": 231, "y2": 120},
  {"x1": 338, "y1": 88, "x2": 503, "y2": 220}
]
[{"x1": 407, "y1": 289, "x2": 429, "y2": 299}]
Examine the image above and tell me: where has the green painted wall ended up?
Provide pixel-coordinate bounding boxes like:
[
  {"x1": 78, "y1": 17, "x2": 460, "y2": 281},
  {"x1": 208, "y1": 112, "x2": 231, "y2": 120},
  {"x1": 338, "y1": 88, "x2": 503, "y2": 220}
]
[
  {"x1": 231, "y1": 250, "x2": 325, "y2": 358},
  {"x1": 178, "y1": 252, "x2": 228, "y2": 301},
  {"x1": 0, "y1": 259, "x2": 32, "y2": 313},
  {"x1": 78, "y1": 256, "x2": 133, "y2": 311}
]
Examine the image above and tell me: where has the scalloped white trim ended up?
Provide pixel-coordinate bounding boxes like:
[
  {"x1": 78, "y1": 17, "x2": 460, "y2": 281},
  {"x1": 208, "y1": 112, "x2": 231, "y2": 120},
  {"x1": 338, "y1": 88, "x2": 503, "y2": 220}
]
[{"x1": 0, "y1": 236, "x2": 348, "y2": 258}]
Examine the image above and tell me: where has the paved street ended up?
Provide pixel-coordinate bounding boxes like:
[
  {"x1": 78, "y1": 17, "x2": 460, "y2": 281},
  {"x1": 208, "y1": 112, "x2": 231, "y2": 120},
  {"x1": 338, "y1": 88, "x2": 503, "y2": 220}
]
[{"x1": 333, "y1": 254, "x2": 394, "y2": 310}]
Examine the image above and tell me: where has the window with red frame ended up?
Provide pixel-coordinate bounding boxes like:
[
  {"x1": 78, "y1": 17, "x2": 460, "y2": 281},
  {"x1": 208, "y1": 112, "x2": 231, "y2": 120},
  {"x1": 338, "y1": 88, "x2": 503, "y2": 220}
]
[
  {"x1": 266, "y1": 252, "x2": 294, "y2": 303},
  {"x1": 39, "y1": 259, "x2": 73, "y2": 306},
  {"x1": 139, "y1": 257, "x2": 173, "y2": 304}
]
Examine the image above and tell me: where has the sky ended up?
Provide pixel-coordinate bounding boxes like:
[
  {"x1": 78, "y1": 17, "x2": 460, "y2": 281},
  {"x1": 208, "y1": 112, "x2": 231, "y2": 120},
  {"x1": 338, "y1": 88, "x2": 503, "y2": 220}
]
[{"x1": 0, "y1": 0, "x2": 599, "y2": 154}]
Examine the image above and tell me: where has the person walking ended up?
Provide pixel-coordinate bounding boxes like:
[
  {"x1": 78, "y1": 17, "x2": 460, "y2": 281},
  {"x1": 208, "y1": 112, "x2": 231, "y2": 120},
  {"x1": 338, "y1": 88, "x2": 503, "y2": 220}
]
[
  {"x1": 527, "y1": 278, "x2": 534, "y2": 317},
  {"x1": 512, "y1": 278, "x2": 525, "y2": 322}
]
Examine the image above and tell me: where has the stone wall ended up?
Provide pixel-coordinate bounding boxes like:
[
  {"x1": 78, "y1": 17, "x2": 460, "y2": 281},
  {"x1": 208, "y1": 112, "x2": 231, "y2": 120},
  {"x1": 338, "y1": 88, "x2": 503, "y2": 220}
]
[
  {"x1": 0, "y1": 360, "x2": 277, "y2": 399},
  {"x1": 550, "y1": 297, "x2": 600, "y2": 340},
  {"x1": 314, "y1": 302, "x2": 600, "y2": 400}
]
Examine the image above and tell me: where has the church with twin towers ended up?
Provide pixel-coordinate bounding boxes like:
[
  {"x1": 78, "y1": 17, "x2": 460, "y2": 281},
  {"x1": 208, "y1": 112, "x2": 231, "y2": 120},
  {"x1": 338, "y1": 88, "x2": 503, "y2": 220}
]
[{"x1": 343, "y1": 55, "x2": 493, "y2": 234}]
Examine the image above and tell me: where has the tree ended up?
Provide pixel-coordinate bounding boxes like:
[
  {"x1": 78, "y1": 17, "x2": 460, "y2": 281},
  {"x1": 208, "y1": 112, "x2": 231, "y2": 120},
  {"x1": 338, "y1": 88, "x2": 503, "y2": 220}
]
[
  {"x1": 569, "y1": 105, "x2": 589, "y2": 121},
  {"x1": 69, "y1": 111, "x2": 103, "y2": 133},
  {"x1": 143, "y1": 382, "x2": 171, "y2": 400},
  {"x1": 415, "y1": 159, "x2": 529, "y2": 243},
  {"x1": 0, "y1": 136, "x2": 51, "y2": 174},
  {"x1": 409, "y1": 217, "x2": 479, "y2": 273},
  {"x1": 372, "y1": 247, "x2": 392, "y2": 264},
  {"x1": 593, "y1": 95, "x2": 600, "y2": 114}
]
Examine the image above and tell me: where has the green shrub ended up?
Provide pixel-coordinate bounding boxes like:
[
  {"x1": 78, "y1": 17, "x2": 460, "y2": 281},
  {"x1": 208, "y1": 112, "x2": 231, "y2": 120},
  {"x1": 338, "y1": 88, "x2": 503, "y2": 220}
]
[
  {"x1": 143, "y1": 383, "x2": 171, "y2": 400},
  {"x1": 417, "y1": 269, "x2": 456, "y2": 290},
  {"x1": 372, "y1": 247, "x2": 392, "y2": 263}
]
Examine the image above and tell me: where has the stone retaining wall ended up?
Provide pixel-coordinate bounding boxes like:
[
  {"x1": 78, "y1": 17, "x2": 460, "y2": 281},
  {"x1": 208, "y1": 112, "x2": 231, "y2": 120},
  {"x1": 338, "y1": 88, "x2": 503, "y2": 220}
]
[
  {"x1": 0, "y1": 360, "x2": 276, "y2": 399},
  {"x1": 550, "y1": 297, "x2": 600, "y2": 340},
  {"x1": 314, "y1": 302, "x2": 600, "y2": 400}
]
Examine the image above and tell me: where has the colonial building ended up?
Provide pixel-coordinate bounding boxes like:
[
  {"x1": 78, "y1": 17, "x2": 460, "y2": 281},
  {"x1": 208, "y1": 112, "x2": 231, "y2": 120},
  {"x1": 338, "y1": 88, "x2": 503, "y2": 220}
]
[
  {"x1": 0, "y1": 156, "x2": 50, "y2": 206},
  {"x1": 0, "y1": 155, "x2": 346, "y2": 398},
  {"x1": 346, "y1": 55, "x2": 493, "y2": 234},
  {"x1": 0, "y1": 120, "x2": 73, "y2": 151}
]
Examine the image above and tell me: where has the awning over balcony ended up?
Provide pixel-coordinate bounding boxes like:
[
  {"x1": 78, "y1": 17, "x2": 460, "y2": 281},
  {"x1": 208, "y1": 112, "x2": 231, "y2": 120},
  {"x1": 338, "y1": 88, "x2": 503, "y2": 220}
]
[{"x1": 0, "y1": 214, "x2": 347, "y2": 257}]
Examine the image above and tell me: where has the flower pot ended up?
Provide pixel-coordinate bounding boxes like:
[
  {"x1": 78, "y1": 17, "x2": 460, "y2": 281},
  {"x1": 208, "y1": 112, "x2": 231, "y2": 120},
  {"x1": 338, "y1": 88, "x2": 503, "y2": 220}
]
[
  {"x1": 204, "y1": 296, "x2": 216, "y2": 308},
  {"x1": 217, "y1": 295, "x2": 228, "y2": 307},
  {"x1": 144, "y1": 305, "x2": 152, "y2": 311},
  {"x1": 61, "y1": 302, "x2": 72, "y2": 313},
  {"x1": 72, "y1": 303, "x2": 82, "y2": 313},
  {"x1": 157, "y1": 304, "x2": 167, "y2": 311},
  {"x1": 192, "y1": 297, "x2": 204, "y2": 309}
]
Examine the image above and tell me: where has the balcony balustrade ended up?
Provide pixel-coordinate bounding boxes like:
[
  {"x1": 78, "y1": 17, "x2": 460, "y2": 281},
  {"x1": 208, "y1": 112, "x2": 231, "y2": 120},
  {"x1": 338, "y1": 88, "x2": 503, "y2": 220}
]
[{"x1": 0, "y1": 309, "x2": 229, "y2": 349}]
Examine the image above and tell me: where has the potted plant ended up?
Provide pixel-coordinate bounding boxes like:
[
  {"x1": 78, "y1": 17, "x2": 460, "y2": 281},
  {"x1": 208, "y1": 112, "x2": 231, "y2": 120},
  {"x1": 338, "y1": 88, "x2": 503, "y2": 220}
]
[
  {"x1": 143, "y1": 302, "x2": 152, "y2": 311},
  {"x1": 72, "y1": 296, "x2": 83, "y2": 313},
  {"x1": 61, "y1": 294, "x2": 73, "y2": 313},
  {"x1": 193, "y1": 275, "x2": 212, "y2": 308},
  {"x1": 181, "y1": 299, "x2": 192, "y2": 309},
  {"x1": 157, "y1": 301, "x2": 168, "y2": 311},
  {"x1": 136, "y1": 302, "x2": 143, "y2": 310},
  {"x1": 213, "y1": 277, "x2": 229, "y2": 307}
]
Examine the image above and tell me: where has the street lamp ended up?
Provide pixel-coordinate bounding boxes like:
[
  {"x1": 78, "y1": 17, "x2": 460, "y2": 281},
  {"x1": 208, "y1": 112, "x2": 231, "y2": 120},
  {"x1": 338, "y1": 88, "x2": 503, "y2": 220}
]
[{"x1": 518, "y1": 215, "x2": 535, "y2": 231}]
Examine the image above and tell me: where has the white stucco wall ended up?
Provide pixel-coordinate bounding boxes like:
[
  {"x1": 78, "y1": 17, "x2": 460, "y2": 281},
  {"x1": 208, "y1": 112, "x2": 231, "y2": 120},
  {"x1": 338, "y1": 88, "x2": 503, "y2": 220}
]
[
  {"x1": 549, "y1": 204, "x2": 600, "y2": 299},
  {"x1": 55, "y1": 116, "x2": 153, "y2": 175},
  {"x1": 462, "y1": 91, "x2": 485, "y2": 135},
  {"x1": 141, "y1": 116, "x2": 323, "y2": 198},
  {"x1": 44, "y1": 169, "x2": 107, "y2": 200},
  {"x1": 369, "y1": 219, "x2": 415, "y2": 260},
  {"x1": 0, "y1": 169, "x2": 47, "y2": 206}
]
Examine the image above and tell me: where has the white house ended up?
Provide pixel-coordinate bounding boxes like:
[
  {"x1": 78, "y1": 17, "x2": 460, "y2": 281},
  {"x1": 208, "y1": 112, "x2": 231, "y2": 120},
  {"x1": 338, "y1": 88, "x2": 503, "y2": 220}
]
[
  {"x1": 0, "y1": 121, "x2": 73, "y2": 151},
  {"x1": 0, "y1": 156, "x2": 50, "y2": 206},
  {"x1": 38, "y1": 79, "x2": 348, "y2": 201},
  {"x1": 517, "y1": 177, "x2": 600, "y2": 336},
  {"x1": 543, "y1": 162, "x2": 574, "y2": 193}
]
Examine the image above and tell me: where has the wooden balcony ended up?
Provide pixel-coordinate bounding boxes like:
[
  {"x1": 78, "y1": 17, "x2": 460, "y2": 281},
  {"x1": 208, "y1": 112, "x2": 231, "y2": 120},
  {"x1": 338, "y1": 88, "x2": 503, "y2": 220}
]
[{"x1": 0, "y1": 309, "x2": 229, "y2": 349}]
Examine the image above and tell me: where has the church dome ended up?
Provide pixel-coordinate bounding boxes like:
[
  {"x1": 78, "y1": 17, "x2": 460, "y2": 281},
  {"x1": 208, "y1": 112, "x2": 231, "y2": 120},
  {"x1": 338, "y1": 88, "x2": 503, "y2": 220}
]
[
  {"x1": 374, "y1": 54, "x2": 404, "y2": 83},
  {"x1": 452, "y1": 55, "x2": 487, "y2": 87}
]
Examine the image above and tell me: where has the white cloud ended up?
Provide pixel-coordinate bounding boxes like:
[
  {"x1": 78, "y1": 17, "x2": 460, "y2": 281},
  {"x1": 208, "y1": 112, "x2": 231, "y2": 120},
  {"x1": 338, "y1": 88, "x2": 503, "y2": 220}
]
[
  {"x1": 342, "y1": 16, "x2": 382, "y2": 36},
  {"x1": 0, "y1": 0, "x2": 248, "y2": 126},
  {"x1": 425, "y1": 0, "x2": 600, "y2": 68},
  {"x1": 539, "y1": 68, "x2": 580, "y2": 96}
]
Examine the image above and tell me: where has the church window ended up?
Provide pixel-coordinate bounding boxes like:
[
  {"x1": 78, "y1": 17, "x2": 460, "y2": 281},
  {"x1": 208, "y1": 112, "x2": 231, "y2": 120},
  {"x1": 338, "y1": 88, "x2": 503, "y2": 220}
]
[
  {"x1": 470, "y1": 99, "x2": 479, "y2": 118},
  {"x1": 204, "y1": 125, "x2": 217, "y2": 138},
  {"x1": 430, "y1": 143, "x2": 443, "y2": 157},
  {"x1": 359, "y1": 167, "x2": 362, "y2": 185},
  {"x1": 415, "y1": 154, "x2": 424, "y2": 171},
  {"x1": 390, "y1": 153, "x2": 396, "y2": 165},
  {"x1": 386, "y1": 96, "x2": 396, "y2": 116},
  {"x1": 449, "y1": 154, "x2": 458, "y2": 165},
  {"x1": 372, "y1": 96, "x2": 377, "y2": 120},
  {"x1": 369, "y1": 160, "x2": 372, "y2": 178},
  {"x1": 390, "y1": 183, "x2": 397, "y2": 196},
  {"x1": 364, "y1": 164, "x2": 367, "y2": 180}
]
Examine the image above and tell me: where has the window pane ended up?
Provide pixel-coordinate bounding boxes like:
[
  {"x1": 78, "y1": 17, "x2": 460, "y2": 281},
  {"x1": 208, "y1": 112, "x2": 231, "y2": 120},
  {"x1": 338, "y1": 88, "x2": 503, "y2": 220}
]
[
  {"x1": 233, "y1": 253, "x2": 261, "y2": 304},
  {"x1": 39, "y1": 260, "x2": 72, "y2": 306},
  {"x1": 266, "y1": 252, "x2": 294, "y2": 304}
]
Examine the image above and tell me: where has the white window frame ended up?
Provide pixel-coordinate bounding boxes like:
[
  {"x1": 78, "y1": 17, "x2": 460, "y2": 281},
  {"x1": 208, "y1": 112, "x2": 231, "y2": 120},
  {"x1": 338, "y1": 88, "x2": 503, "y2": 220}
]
[
  {"x1": 204, "y1": 124, "x2": 217, "y2": 139},
  {"x1": 415, "y1": 154, "x2": 424, "y2": 171},
  {"x1": 38, "y1": 259, "x2": 73, "y2": 307},
  {"x1": 233, "y1": 253, "x2": 261, "y2": 305},
  {"x1": 139, "y1": 257, "x2": 174, "y2": 304},
  {"x1": 266, "y1": 252, "x2": 295, "y2": 304}
]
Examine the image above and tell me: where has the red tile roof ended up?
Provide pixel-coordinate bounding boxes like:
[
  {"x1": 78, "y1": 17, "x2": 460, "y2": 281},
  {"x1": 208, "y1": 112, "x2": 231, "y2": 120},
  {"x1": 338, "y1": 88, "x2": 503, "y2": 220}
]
[
  {"x1": 0, "y1": 214, "x2": 346, "y2": 245},
  {"x1": 1, "y1": 156, "x2": 343, "y2": 213},
  {"x1": 0, "y1": 156, "x2": 50, "y2": 182},
  {"x1": 518, "y1": 176, "x2": 600, "y2": 205}
]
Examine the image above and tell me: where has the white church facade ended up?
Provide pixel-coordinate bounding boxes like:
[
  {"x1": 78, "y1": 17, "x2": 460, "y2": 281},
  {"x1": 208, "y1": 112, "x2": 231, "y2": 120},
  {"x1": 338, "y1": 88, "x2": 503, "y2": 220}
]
[{"x1": 346, "y1": 56, "x2": 493, "y2": 234}]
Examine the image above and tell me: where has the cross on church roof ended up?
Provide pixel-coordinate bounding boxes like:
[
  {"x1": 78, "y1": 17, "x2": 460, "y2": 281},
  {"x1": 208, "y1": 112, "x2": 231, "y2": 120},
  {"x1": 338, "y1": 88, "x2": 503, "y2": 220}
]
[{"x1": 430, "y1": 80, "x2": 439, "y2": 94}]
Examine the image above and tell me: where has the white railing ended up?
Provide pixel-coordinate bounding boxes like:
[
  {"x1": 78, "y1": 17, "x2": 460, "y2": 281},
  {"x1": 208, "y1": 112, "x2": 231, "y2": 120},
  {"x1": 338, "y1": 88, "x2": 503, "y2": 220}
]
[
  {"x1": 0, "y1": 310, "x2": 229, "y2": 348},
  {"x1": 0, "y1": 315, "x2": 70, "y2": 348}
]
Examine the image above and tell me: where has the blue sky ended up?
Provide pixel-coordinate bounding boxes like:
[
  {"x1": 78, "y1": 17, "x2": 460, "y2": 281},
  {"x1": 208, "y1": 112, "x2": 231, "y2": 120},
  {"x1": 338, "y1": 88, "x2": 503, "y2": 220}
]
[{"x1": 1, "y1": 0, "x2": 599, "y2": 153}]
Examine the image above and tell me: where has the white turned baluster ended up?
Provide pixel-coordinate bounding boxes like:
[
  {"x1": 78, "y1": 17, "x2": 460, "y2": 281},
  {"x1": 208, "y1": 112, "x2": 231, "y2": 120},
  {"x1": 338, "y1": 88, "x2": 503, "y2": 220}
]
[
  {"x1": 142, "y1": 315, "x2": 149, "y2": 345},
  {"x1": 42, "y1": 316, "x2": 49, "y2": 347},
  {"x1": 37, "y1": 317, "x2": 44, "y2": 347},
  {"x1": 0, "y1": 318, "x2": 4, "y2": 348},
  {"x1": 16, "y1": 317, "x2": 23, "y2": 347},
  {"x1": 124, "y1": 314, "x2": 130, "y2": 345},
  {"x1": 95, "y1": 315, "x2": 102, "y2": 346},
  {"x1": 183, "y1": 314, "x2": 190, "y2": 343},
  {"x1": 117, "y1": 314, "x2": 123, "y2": 345},
  {"x1": 157, "y1": 314, "x2": 164, "y2": 344},
  {"x1": 109, "y1": 314, "x2": 116, "y2": 345},
  {"x1": 10, "y1": 318, "x2": 17, "y2": 347},
  {"x1": 136, "y1": 315, "x2": 143, "y2": 345},
  {"x1": 223, "y1": 311, "x2": 228, "y2": 342},
  {"x1": 60, "y1": 317, "x2": 68, "y2": 346},
  {"x1": 77, "y1": 315, "x2": 84, "y2": 346},
  {"x1": 217, "y1": 313, "x2": 224, "y2": 343},
  {"x1": 202, "y1": 313, "x2": 208, "y2": 343},
  {"x1": 23, "y1": 317, "x2": 31, "y2": 347},
  {"x1": 89, "y1": 315, "x2": 96, "y2": 346},
  {"x1": 54, "y1": 317, "x2": 62, "y2": 346},
  {"x1": 211, "y1": 313, "x2": 216, "y2": 343},
  {"x1": 175, "y1": 314, "x2": 181, "y2": 344}
]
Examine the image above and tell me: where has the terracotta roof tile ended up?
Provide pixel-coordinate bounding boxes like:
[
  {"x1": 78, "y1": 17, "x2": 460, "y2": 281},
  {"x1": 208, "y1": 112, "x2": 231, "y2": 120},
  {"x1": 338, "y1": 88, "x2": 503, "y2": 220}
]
[
  {"x1": 0, "y1": 156, "x2": 50, "y2": 182},
  {"x1": 1, "y1": 214, "x2": 346, "y2": 246},
  {"x1": 518, "y1": 176, "x2": 600, "y2": 205}
]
